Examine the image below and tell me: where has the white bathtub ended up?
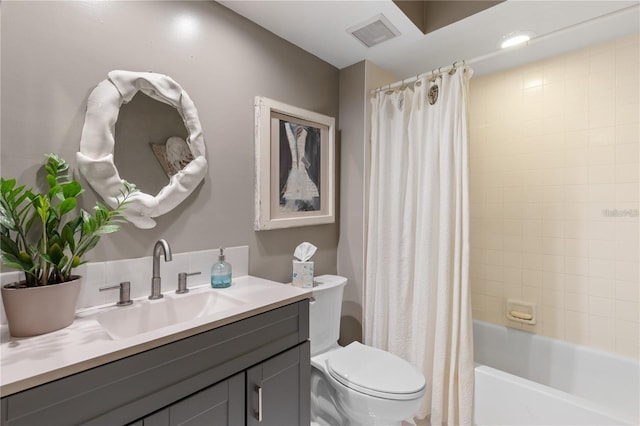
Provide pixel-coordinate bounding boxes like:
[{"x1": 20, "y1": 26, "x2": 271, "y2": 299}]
[{"x1": 473, "y1": 320, "x2": 640, "y2": 425}]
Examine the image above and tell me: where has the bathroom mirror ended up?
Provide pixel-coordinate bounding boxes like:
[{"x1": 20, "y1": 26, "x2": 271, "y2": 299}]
[
  {"x1": 114, "y1": 92, "x2": 189, "y2": 195},
  {"x1": 77, "y1": 70, "x2": 207, "y2": 229}
]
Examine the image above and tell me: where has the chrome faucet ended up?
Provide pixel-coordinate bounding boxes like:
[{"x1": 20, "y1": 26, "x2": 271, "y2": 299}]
[{"x1": 150, "y1": 239, "x2": 172, "y2": 300}]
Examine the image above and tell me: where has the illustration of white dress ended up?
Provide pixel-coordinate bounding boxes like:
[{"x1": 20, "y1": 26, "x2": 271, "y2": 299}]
[{"x1": 282, "y1": 123, "x2": 319, "y2": 211}]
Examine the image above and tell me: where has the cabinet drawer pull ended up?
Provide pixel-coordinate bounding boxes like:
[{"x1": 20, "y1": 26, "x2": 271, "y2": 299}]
[{"x1": 255, "y1": 385, "x2": 263, "y2": 422}]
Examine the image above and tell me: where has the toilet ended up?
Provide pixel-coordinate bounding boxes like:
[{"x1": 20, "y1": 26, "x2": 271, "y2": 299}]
[{"x1": 310, "y1": 275, "x2": 426, "y2": 426}]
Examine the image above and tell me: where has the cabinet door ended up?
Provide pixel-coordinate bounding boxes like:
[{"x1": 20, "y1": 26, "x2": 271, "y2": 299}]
[
  {"x1": 135, "y1": 373, "x2": 244, "y2": 426},
  {"x1": 246, "y1": 342, "x2": 310, "y2": 426},
  {"x1": 170, "y1": 373, "x2": 244, "y2": 426}
]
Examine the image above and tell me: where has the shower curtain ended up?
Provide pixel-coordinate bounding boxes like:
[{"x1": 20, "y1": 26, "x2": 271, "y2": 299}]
[{"x1": 365, "y1": 67, "x2": 473, "y2": 425}]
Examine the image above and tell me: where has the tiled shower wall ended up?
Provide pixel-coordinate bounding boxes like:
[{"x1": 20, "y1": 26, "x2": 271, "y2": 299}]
[{"x1": 469, "y1": 34, "x2": 639, "y2": 359}]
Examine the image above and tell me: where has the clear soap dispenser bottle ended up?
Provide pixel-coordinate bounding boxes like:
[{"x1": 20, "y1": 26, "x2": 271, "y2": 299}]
[{"x1": 211, "y1": 247, "x2": 232, "y2": 288}]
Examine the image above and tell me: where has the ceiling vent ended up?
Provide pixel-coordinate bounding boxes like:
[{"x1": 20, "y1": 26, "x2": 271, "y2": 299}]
[{"x1": 348, "y1": 14, "x2": 401, "y2": 48}]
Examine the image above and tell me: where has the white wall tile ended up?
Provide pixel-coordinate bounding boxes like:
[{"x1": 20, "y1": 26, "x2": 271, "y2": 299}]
[
  {"x1": 589, "y1": 315, "x2": 616, "y2": 350},
  {"x1": 616, "y1": 163, "x2": 639, "y2": 183},
  {"x1": 543, "y1": 254, "x2": 565, "y2": 272},
  {"x1": 565, "y1": 274, "x2": 589, "y2": 294},
  {"x1": 616, "y1": 339, "x2": 640, "y2": 359},
  {"x1": 588, "y1": 240, "x2": 616, "y2": 260},
  {"x1": 565, "y1": 239, "x2": 590, "y2": 258},
  {"x1": 616, "y1": 183, "x2": 639, "y2": 203},
  {"x1": 543, "y1": 220, "x2": 565, "y2": 238},
  {"x1": 589, "y1": 258, "x2": 616, "y2": 279},
  {"x1": 470, "y1": 36, "x2": 639, "y2": 358},
  {"x1": 542, "y1": 306, "x2": 565, "y2": 338},
  {"x1": 565, "y1": 203, "x2": 590, "y2": 220},
  {"x1": 616, "y1": 124, "x2": 639, "y2": 145},
  {"x1": 503, "y1": 267, "x2": 523, "y2": 285},
  {"x1": 589, "y1": 276, "x2": 615, "y2": 298},
  {"x1": 615, "y1": 300, "x2": 640, "y2": 322},
  {"x1": 565, "y1": 131, "x2": 589, "y2": 149},
  {"x1": 522, "y1": 269, "x2": 543, "y2": 287},
  {"x1": 504, "y1": 283, "x2": 523, "y2": 299},
  {"x1": 566, "y1": 291, "x2": 590, "y2": 312},
  {"x1": 588, "y1": 165, "x2": 616, "y2": 184},
  {"x1": 588, "y1": 145, "x2": 616, "y2": 165},
  {"x1": 589, "y1": 221, "x2": 617, "y2": 240},
  {"x1": 522, "y1": 253, "x2": 544, "y2": 270},
  {"x1": 616, "y1": 261, "x2": 640, "y2": 282},
  {"x1": 544, "y1": 203, "x2": 566, "y2": 220},
  {"x1": 565, "y1": 256, "x2": 590, "y2": 276},
  {"x1": 616, "y1": 280, "x2": 640, "y2": 302},
  {"x1": 616, "y1": 102, "x2": 639, "y2": 126},
  {"x1": 565, "y1": 185, "x2": 590, "y2": 203},
  {"x1": 565, "y1": 221, "x2": 589, "y2": 239},
  {"x1": 589, "y1": 127, "x2": 615, "y2": 146},
  {"x1": 565, "y1": 310, "x2": 589, "y2": 342},
  {"x1": 616, "y1": 143, "x2": 639, "y2": 164},
  {"x1": 615, "y1": 320, "x2": 640, "y2": 343},
  {"x1": 543, "y1": 288, "x2": 565, "y2": 308},
  {"x1": 616, "y1": 239, "x2": 640, "y2": 262}
]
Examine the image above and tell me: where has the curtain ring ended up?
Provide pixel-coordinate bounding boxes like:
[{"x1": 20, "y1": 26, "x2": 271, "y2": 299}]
[
  {"x1": 385, "y1": 83, "x2": 393, "y2": 95},
  {"x1": 414, "y1": 74, "x2": 421, "y2": 87},
  {"x1": 429, "y1": 69, "x2": 437, "y2": 83}
]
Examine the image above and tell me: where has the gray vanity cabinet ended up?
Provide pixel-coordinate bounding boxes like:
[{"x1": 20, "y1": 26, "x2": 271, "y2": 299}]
[{"x1": 1, "y1": 300, "x2": 310, "y2": 426}]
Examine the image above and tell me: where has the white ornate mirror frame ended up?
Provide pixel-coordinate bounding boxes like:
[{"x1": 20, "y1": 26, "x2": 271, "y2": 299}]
[{"x1": 77, "y1": 70, "x2": 207, "y2": 229}]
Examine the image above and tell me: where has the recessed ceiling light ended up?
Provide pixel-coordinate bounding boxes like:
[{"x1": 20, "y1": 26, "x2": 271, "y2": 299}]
[{"x1": 500, "y1": 31, "x2": 535, "y2": 49}]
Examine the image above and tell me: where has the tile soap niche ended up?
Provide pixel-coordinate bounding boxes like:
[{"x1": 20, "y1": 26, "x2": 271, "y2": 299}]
[{"x1": 506, "y1": 299, "x2": 536, "y2": 325}]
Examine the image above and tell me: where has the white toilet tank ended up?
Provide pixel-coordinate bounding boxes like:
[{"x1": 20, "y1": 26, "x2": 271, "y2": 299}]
[{"x1": 309, "y1": 275, "x2": 347, "y2": 356}]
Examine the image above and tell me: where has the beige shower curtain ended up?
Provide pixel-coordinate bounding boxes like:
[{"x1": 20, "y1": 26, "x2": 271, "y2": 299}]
[{"x1": 365, "y1": 66, "x2": 474, "y2": 425}]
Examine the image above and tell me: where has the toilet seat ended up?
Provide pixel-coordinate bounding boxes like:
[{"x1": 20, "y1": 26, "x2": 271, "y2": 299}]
[{"x1": 326, "y1": 342, "x2": 425, "y2": 400}]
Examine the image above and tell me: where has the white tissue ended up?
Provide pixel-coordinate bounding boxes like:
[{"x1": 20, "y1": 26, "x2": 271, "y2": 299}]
[
  {"x1": 293, "y1": 242, "x2": 316, "y2": 288},
  {"x1": 294, "y1": 242, "x2": 317, "y2": 262}
]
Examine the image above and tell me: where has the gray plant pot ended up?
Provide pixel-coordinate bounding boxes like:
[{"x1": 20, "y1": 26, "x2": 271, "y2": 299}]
[{"x1": 1, "y1": 276, "x2": 82, "y2": 337}]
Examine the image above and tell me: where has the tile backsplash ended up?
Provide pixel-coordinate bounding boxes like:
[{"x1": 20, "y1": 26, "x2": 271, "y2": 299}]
[
  {"x1": 469, "y1": 34, "x2": 639, "y2": 358},
  {"x1": 0, "y1": 246, "x2": 249, "y2": 325}
]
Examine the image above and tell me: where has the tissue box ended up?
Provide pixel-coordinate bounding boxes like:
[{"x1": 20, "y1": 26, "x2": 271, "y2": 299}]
[{"x1": 292, "y1": 261, "x2": 314, "y2": 288}]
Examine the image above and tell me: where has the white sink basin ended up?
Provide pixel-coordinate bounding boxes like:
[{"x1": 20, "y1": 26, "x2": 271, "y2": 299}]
[{"x1": 96, "y1": 290, "x2": 245, "y2": 340}]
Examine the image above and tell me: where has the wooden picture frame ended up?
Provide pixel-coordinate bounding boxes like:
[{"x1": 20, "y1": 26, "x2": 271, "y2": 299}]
[{"x1": 254, "y1": 96, "x2": 335, "y2": 230}]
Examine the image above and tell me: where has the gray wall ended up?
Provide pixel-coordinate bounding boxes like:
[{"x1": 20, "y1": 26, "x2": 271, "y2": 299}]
[
  {"x1": 337, "y1": 61, "x2": 396, "y2": 345},
  {"x1": 1, "y1": 1, "x2": 339, "y2": 283},
  {"x1": 337, "y1": 61, "x2": 366, "y2": 345}
]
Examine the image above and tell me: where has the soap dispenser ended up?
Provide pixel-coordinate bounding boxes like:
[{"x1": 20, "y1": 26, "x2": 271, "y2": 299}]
[{"x1": 211, "y1": 247, "x2": 232, "y2": 288}]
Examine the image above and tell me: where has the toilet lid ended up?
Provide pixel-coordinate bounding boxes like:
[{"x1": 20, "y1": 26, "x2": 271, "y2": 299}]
[{"x1": 326, "y1": 342, "x2": 426, "y2": 400}]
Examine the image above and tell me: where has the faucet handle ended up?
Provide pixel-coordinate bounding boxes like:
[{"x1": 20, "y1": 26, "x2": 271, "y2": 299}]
[
  {"x1": 177, "y1": 272, "x2": 201, "y2": 294},
  {"x1": 99, "y1": 281, "x2": 133, "y2": 306}
]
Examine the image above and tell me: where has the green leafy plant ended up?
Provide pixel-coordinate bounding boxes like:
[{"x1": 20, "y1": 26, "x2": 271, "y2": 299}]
[{"x1": 0, "y1": 154, "x2": 136, "y2": 287}]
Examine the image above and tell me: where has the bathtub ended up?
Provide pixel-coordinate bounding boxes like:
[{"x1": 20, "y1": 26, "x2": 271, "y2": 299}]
[{"x1": 473, "y1": 320, "x2": 639, "y2": 425}]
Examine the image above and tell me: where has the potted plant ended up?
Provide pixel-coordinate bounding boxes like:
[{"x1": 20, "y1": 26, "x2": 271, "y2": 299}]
[{"x1": 0, "y1": 154, "x2": 135, "y2": 337}]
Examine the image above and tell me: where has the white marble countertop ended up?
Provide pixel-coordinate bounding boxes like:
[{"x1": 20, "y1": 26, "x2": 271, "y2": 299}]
[{"x1": 0, "y1": 276, "x2": 311, "y2": 397}]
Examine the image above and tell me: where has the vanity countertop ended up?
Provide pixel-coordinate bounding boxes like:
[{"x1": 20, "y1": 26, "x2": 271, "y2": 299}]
[{"x1": 0, "y1": 276, "x2": 311, "y2": 397}]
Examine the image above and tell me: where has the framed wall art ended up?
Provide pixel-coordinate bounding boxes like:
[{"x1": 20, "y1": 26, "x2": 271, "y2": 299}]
[{"x1": 254, "y1": 96, "x2": 335, "y2": 230}]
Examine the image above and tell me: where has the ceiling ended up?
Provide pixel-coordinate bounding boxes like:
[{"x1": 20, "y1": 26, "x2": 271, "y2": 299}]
[{"x1": 218, "y1": 0, "x2": 640, "y2": 80}]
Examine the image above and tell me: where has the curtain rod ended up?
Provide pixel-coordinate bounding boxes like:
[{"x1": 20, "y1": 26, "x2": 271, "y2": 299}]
[
  {"x1": 370, "y1": 62, "x2": 464, "y2": 95},
  {"x1": 370, "y1": 3, "x2": 639, "y2": 95}
]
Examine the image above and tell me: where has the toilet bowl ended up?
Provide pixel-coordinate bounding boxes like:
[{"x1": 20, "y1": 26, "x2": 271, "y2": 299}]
[{"x1": 310, "y1": 275, "x2": 426, "y2": 426}]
